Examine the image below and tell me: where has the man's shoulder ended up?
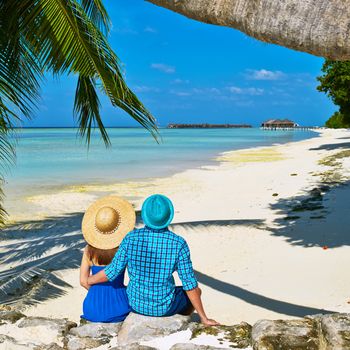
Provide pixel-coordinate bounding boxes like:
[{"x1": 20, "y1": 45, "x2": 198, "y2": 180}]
[
  {"x1": 125, "y1": 228, "x2": 144, "y2": 238},
  {"x1": 125, "y1": 227, "x2": 152, "y2": 239},
  {"x1": 126, "y1": 227, "x2": 186, "y2": 245},
  {"x1": 163, "y1": 229, "x2": 187, "y2": 248}
]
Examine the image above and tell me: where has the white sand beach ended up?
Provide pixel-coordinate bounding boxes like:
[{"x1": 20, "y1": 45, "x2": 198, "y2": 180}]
[{"x1": 1, "y1": 128, "x2": 350, "y2": 326}]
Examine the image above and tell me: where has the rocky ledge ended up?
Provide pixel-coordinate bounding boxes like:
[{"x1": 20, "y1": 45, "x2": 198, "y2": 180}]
[{"x1": 1, "y1": 306, "x2": 350, "y2": 350}]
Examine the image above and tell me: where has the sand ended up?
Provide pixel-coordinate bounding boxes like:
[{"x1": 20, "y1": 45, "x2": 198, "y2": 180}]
[{"x1": 1, "y1": 128, "x2": 350, "y2": 326}]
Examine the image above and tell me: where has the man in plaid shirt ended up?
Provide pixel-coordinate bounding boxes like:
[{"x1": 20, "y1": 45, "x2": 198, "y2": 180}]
[{"x1": 88, "y1": 194, "x2": 218, "y2": 326}]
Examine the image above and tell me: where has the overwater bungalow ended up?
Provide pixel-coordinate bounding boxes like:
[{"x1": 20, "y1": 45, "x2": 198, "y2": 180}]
[{"x1": 261, "y1": 119, "x2": 298, "y2": 130}]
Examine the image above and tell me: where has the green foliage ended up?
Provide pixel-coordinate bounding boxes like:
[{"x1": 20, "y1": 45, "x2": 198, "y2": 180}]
[
  {"x1": 325, "y1": 111, "x2": 350, "y2": 129},
  {"x1": 317, "y1": 60, "x2": 350, "y2": 128},
  {"x1": 0, "y1": 0, "x2": 158, "y2": 226}
]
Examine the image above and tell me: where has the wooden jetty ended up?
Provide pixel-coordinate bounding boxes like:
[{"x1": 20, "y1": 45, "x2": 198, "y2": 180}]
[{"x1": 167, "y1": 123, "x2": 252, "y2": 129}]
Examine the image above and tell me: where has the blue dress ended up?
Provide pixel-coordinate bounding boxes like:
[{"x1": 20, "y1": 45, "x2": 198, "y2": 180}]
[{"x1": 82, "y1": 265, "x2": 131, "y2": 322}]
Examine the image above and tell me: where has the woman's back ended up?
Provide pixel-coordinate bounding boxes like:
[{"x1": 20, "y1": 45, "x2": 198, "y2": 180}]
[
  {"x1": 80, "y1": 195, "x2": 136, "y2": 323},
  {"x1": 81, "y1": 246, "x2": 130, "y2": 323},
  {"x1": 83, "y1": 265, "x2": 130, "y2": 323}
]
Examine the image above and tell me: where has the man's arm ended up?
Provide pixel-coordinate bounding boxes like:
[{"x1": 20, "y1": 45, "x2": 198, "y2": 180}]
[
  {"x1": 185, "y1": 287, "x2": 219, "y2": 326},
  {"x1": 88, "y1": 236, "x2": 129, "y2": 286},
  {"x1": 87, "y1": 269, "x2": 108, "y2": 285},
  {"x1": 177, "y1": 241, "x2": 219, "y2": 326}
]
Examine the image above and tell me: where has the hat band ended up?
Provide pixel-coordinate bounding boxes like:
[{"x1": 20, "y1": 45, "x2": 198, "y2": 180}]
[{"x1": 94, "y1": 218, "x2": 121, "y2": 235}]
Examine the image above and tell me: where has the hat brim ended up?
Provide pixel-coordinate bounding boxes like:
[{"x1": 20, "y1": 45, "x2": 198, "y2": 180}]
[{"x1": 82, "y1": 196, "x2": 136, "y2": 249}]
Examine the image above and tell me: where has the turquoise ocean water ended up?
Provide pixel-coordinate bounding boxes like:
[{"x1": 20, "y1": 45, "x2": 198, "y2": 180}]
[{"x1": 5, "y1": 128, "x2": 317, "y2": 193}]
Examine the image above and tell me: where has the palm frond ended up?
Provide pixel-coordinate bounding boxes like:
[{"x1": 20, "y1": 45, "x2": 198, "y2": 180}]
[
  {"x1": 0, "y1": 113, "x2": 16, "y2": 227},
  {"x1": 22, "y1": 0, "x2": 158, "y2": 144},
  {"x1": 74, "y1": 74, "x2": 110, "y2": 145},
  {"x1": 0, "y1": 0, "x2": 42, "y2": 123},
  {"x1": 80, "y1": 0, "x2": 111, "y2": 34},
  {"x1": 0, "y1": 0, "x2": 159, "y2": 225}
]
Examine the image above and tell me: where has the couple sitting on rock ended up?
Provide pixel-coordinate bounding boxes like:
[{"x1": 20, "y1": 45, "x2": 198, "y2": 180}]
[{"x1": 80, "y1": 194, "x2": 218, "y2": 326}]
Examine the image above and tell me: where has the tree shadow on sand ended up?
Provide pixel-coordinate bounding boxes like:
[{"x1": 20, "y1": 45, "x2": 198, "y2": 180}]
[
  {"x1": 0, "y1": 214, "x2": 265, "y2": 309},
  {"x1": 0, "y1": 208, "x2": 341, "y2": 317},
  {"x1": 174, "y1": 219, "x2": 336, "y2": 316},
  {"x1": 269, "y1": 178, "x2": 350, "y2": 248},
  {"x1": 309, "y1": 141, "x2": 350, "y2": 151},
  {"x1": 195, "y1": 271, "x2": 334, "y2": 317},
  {"x1": 171, "y1": 219, "x2": 265, "y2": 231},
  {"x1": 0, "y1": 212, "x2": 85, "y2": 307}
]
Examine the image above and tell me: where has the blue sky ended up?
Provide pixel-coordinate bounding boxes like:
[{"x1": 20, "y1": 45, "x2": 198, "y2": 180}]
[{"x1": 28, "y1": 0, "x2": 336, "y2": 128}]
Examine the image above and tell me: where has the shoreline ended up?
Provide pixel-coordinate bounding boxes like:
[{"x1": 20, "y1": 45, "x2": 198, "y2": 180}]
[
  {"x1": 4, "y1": 129, "x2": 319, "y2": 224},
  {"x1": 1, "y1": 128, "x2": 350, "y2": 325}
]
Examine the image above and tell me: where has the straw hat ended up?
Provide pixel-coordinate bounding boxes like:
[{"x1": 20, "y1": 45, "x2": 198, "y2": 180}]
[{"x1": 82, "y1": 196, "x2": 136, "y2": 249}]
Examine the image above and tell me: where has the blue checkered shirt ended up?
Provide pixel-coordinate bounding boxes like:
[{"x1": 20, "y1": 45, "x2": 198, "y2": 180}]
[{"x1": 104, "y1": 226, "x2": 198, "y2": 316}]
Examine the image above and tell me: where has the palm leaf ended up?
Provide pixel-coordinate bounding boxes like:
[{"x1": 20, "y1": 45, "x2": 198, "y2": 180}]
[
  {"x1": 0, "y1": 118, "x2": 15, "y2": 227},
  {"x1": 81, "y1": 0, "x2": 111, "y2": 34},
  {"x1": 74, "y1": 74, "x2": 110, "y2": 145},
  {"x1": 0, "y1": 0, "x2": 159, "y2": 226},
  {"x1": 22, "y1": 0, "x2": 158, "y2": 144}
]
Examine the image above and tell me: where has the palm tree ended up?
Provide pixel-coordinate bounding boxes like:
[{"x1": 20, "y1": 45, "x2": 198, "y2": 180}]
[
  {"x1": 147, "y1": 0, "x2": 350, "y2": 60},
  {"x1": 0, "y1": 0, "x2": 158, "y2": 225}
]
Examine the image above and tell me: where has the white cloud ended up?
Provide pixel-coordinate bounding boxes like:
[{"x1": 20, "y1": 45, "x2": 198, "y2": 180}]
[
  {"x1": 170, "y1": 90, "x2": 192, "y2": 96},
  {"x1": 172, "y1": 78, "x2": 190, "y2": 85},
  {"x1": 228, "y1": 86, "x2": 264, "y2": 95},
  {"x1": 192, "y1": 87, "x2": 221, "y2": 95},
  {"x1": 133, "y1": 85, "x2": 160, "y2": 93},
  {"x1": 151, "y1": 63, "x2": 175, "y2": 74},
  {"x1": 144, "y1": 26, "x2": 157, "y2": 33},
  {"x1": 111, "y1": 25, "x2": 138, "y2": 35},
  {"x1": 246, "y1": 69, "x2": 285, "y2": 81}
]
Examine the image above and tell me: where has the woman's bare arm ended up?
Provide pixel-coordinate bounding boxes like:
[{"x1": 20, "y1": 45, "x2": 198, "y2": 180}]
[{"x1": 80, "y1": 246, "x2": 91, "y2": 290}]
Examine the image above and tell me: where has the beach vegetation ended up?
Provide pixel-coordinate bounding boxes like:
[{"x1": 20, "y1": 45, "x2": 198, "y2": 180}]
[
  {"x1": 317, "y1": 149, "x2": 350, "y2": 184},
  {"x1": 0, "y1": 0, "x2": 158, "y2": 226},
  {"x1": 317, "y1": 60, "x2": 350, "y2": 128},
  {"x1": 319, "y1": 150, "x2": 350, "y2": 168},
  {"x1": 325, "y1": 112, "x2": 350, "y2": 129}
]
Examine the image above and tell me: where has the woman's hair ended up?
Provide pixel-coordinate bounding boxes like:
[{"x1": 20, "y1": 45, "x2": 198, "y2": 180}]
[{"x1": 86, "y1": 245, "x2": 118, "y2": 265}]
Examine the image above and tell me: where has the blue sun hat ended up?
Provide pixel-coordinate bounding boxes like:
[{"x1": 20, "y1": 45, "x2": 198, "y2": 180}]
[{"x1": 141, "y1": 194, "x2": 174, "y2": 229}]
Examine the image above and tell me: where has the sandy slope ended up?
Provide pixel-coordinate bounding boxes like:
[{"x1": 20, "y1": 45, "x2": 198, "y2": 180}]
[{"x1": 1, "y1": 128, "x2": 350, "y2": 325}]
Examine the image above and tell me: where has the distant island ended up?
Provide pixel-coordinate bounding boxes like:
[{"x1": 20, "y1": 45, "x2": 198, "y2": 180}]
[{"x1": 167, "y1": 123, "x2": 252, "y2": 129}]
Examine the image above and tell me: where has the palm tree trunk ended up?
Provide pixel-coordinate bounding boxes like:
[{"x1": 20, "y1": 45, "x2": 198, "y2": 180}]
[{"x1": 146, "y1": 0, "x2": 350, "y2": 60}]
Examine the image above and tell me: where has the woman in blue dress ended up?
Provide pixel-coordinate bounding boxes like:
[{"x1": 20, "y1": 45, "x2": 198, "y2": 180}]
[{"x1": 80, "y1": 195, "x2": 136, "y2": 323}]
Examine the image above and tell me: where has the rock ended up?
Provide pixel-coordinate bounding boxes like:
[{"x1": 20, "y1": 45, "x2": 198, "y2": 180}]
[
  {"x1": 191, "y1": 322, "x2": 251, "y2": 348},
  {"x1": 252, "y1": 318, "x2": 319, "y2": 350},
  {"x1": 34, "y1": 343, "x2": 64, "y2": 350},
  {"x1": 69, "y1": 322, "x2": 122, "y2": 338},
  {"x1": 0, "y1": 305, "x2": 12, "y2": 311},
  {"x1": 310, "y1": 188, "x2": 323, "y2": 199},
  {"x1": 117, "y1": 312, "x2": 191, "y2": 345},
  {"x1": 65, "y1": 334, "x2": 109, "y2": 350},
  {"x1": 18, "y1": 317, "x2": 77, "y2": 336},
  {"x1": 0, "y1": 334, "x2": 30, "y2": 349},
  {"x1": 110, "y1": 344, "x2": 158, "y2": 350},
  {"x1": 0, "y1": 310, "x2": 26, "y2": 323},
  {"x1": 318, "y1": 313, "x2": 350, "y2": 349},
  {"x1": 170, "y1": 344, "x2": 227, "y2": 350},
  {"x1": 0, "y1": 334, "x2": 62, "y2": 350}
]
